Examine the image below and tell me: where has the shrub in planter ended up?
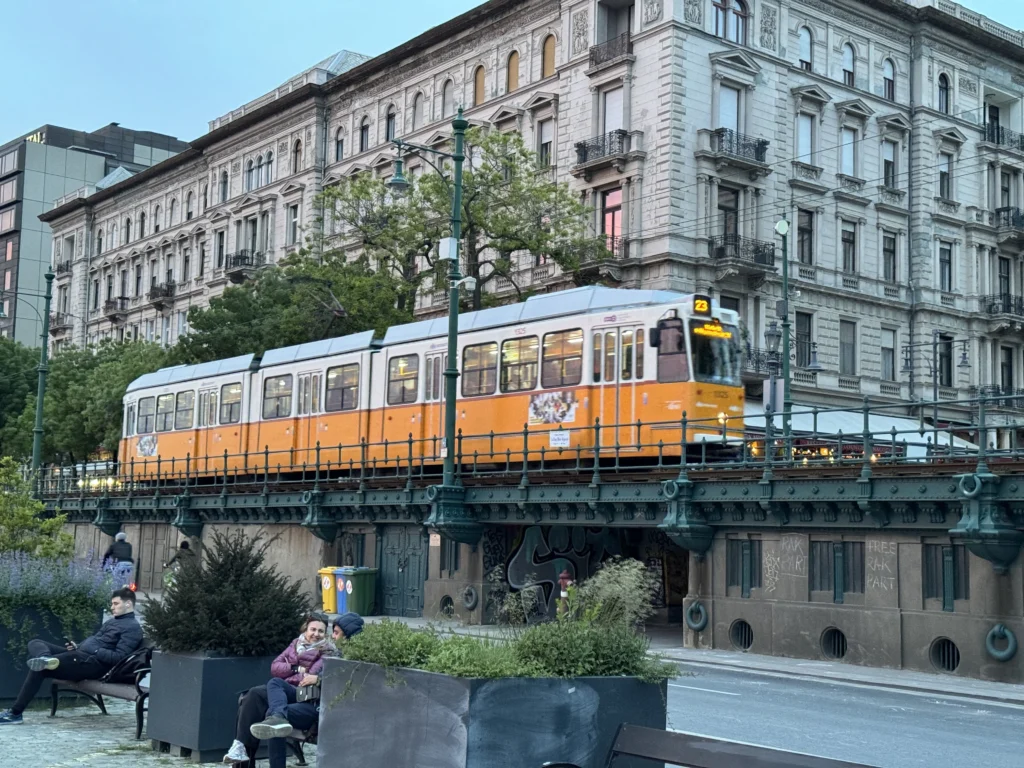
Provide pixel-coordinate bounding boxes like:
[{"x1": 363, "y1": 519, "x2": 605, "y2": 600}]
[
  {"x1": 143, "y1": 530, "x2": 310, "y2": 762},
  {"x1": 320, "y1": 558, "x2": 675, "y2": 768}
]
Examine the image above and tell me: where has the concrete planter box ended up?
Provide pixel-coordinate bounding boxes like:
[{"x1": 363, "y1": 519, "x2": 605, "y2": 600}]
[
  {"x1": 147, "y1": 650, "x2": 276, "y2": 763},
  {"x1": 317, "y1": 658, "x2": 667, "y2": 768},
  {"x1": 0, "y1": 607, "x2": 102, "y2": 702}
]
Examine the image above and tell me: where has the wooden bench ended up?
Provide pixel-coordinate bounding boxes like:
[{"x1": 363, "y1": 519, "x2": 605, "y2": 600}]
[
  {"x1": 50, "y1": 643, "x2": 153, "y2": 740},
  {"x1": 542, "y1": 723, "x2": 879, "y2": 768},
  {"x1": 236, "y1": 689, "x2": 317, "y2": 767}
]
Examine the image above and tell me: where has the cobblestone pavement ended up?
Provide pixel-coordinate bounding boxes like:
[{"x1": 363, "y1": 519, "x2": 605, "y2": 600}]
[{"x1": 5, "y1": 699, "x2": 318, "y2": 768}]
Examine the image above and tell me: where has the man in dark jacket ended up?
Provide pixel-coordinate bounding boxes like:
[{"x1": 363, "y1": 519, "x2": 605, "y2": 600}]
[{"x1": 0, "y1": 588, "x2": 144, "y2": 724}]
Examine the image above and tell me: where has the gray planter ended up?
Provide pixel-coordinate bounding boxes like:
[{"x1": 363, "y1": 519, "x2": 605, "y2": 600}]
[
  {"x1": 146, "y1": 650, "x2": 276, "y2": 763},
  {"x1": 0, "y1": 608, "x2": 102, "y2": 702},
  {"x1": 317, "y1": 658, "x2": 667, "y2": 768}
]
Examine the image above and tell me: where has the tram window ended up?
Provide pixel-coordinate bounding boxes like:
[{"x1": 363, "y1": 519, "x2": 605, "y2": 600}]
[
  {"x1": 311, "y1": 374, "x2": 320, "y2": 413},
  {"x1": 125, "y1": 404, "x2": 136, "y2": 437},
  {"x1": 621, "y1": 330, "x2": 634, "y2": 381},
  {"x1": 137, "y1": 397, "x2": 155, "y2": 433},
  {"x1": 463, "y1": 342, "x2": 498, "y2": 397},
  {"x1": 220, "y1": 383, "x2": 242, "y2": 424},
  {"x1": 155, "y1": 394, "x2": 175, "y2": 432},
  {"x1": 636, "y1": 329, "x2": 645, "y2": 378},
  {"x1": 541, "y1": 329, "x2": 583, "y2": 388},
  {"x1": 388, "y1": 355, "x2": 419, "y2": 405},
  {"x1": 198, "y1": 391, "x2": 218, "y2": 427},
  {"x1": 604, "y1": 332, "x2": 616, "y2": 382},
  {"x1": 592, "y1": 333, "x2": 602, "y2": 383},
  {"x1": 174, "y1": 391, "x2": 195, "y2": 430},
  {"x1": 326, "y1": 364, "x2": 359, "y2": 411},
  {"x1": 263, "y1": 375, "x2": 293, "y2": 419},
  {"x1": 689, "y1": 319, "x2": 742, "y2": 386},
  {"x1": 657, "y1": 318, "x2": 689, "y2": 383},
  {"x1": 501, "y1": 337, "x2": 538, "y2": 392}
]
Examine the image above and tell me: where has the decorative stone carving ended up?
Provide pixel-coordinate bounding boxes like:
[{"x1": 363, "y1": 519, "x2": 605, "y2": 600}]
[
  {"x1": 684, "y1": 0, "x2": 703, "y2": 26},
  {"x1": 230, "y1": 161, "x2": 241, "y2": 174},
  {"x1": 1013, "y1": 74, "x2": 1024, "y2": 87},
  {"x1": 936, "y1": 198, "x2": 960, "y2": 215},
  {"x1": 959, "y1": 76, "x2": 978, "y2": 96},
  {"x1": 838, "y1": 174, "x2": 865, "y2": 193},
  {"x1": 878, "y1": 186, "x2": 906, "y2": 205},
  {"x1": 793, "y1": 161, "x2": 823, "y2": 181},
  {"x1": 642, "y1": 0, "x2": 662, "y2": 25},
  {"x1": 760, "y1": 6, "x2": 778, "y2": 52},
  {"x1": 571, "y1": 11, "x2": 589, "y2": 55}
]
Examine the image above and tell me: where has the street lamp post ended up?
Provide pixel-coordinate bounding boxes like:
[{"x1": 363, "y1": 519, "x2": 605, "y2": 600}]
[
  {"x1": 764, "y1": 321, "x2": 782, "y2": 415},
  {"x1": 901, "y1": 329, "x2": 970, "y2": 427},
  {"x1": 773, "y1": 219, "x2": 792, "y2": 450}
]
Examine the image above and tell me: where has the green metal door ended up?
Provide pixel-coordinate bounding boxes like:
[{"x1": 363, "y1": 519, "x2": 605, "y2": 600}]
[{"x1": 380, "y1": 525, "x2": 426, "y2": 618}]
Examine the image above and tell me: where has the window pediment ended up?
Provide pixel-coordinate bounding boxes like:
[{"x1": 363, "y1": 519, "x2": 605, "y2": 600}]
[
  {"x1": 174, "y1": 231, "x2": 189, "y2": 242},
  {"x1": 792, "y1": 84, "x2": 832, "y2": 108},
  {"x1": 279, "y1": 182, "x2": 305, "y2": 197},
  {"x1": 933, "y1": 126, "x2": 967, "y2": 148},
  {"x1": 157, "y1": 237, "x2": 173, "y2": 248},
  {"x1": 189, "y1": 224, "x2": 206, "y2": 236},
  {"x1": 835, "y1": 98, "x2": 874, "y2": 122},
  {"x1": 709, "y1": 50, "x2": 761, "y2": 77},
  {"x1": 231, "y1": 194, "x2": 263, "y2": 212},
  {"x1": 490, "y1": 106, "x2": 524, "y2": 129},
  {"x1": 322, "y1": 172, "x2": 343, "y2": 187},
  {"x1": 876, "y1": 113, "x2": 911, "y2": 133},
  {"x1": 209, "y1": 209, "x2": 231, "y2": 223},
  {"x1": 424, "y1": 132, "x2": 452, "y2": 149},
  {"x1": 523, "y1": 92, "x2": 558, "y2": 111}
]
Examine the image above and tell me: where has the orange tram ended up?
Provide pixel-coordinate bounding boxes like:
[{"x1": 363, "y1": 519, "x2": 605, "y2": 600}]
[{"x1": 119, "y1": 287, "x2": 746, "y2": 480}]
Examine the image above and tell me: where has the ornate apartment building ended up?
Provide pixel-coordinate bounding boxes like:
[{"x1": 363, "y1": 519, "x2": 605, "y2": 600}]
[{"x1": 41, "y1": 0, "x2": 1024, "y2": 427}]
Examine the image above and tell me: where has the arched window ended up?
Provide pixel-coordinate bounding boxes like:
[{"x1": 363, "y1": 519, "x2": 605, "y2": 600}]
[
  {"x1": 169, "y1": 199, "x2": 177, "y2": 226},
  {"x1": 542, "y1": 35, "x2": 556, "y2": 79},
  {"x1": 245, "y1": 159, "x2": 255, "y2": 191},
  {"x1": 385, "y1": 107, "x2": 397, "y2": 142},
  {"x1": 412, "y1": 94, "x2": 424, "y2": 130},
  {"x1": 798, "y1": 27, "x2": 812, "y2": 71},
  {"x1": 714, "y1": 0, "x2": 748, "y2": 44},
  {"x1": 359, "y1": 118, "x2": 370, "y2": 153},
  {"x1": 292, "y1": 139, "x2": 302, "y2": 173},
  {"x1": 111, "y1": 224, "x2": 118, "y2": 248},
  {"x1": 335, "y1": 129, "x2": 345, "y2": 161},
  {"x1": 186, "y1": 192, "x2": 194, "y2": 220},
  {"x1": 219, "y1": 171, "x2": 228, "y2": 203},
  {"x1": 256, "y1": 156, "x2": 264, "y2": 188},
  {"x1": 202, "y1": 184, "x2": 208, "y2": 211},
  {"x1": 473, "y1": 66, "x2": 486, "y2": 107},
  {"x1": 153, "y1": 205, "x2": 161, "y2": 234},
  {"x1": 842, "y1": 44, "x2": 855, "y2": 86},
  {"x1": 938, "y1": 73, "x2": 950, "y2": 114},
  {"x1": 265, "y1": 151, "x2": 273, "y2": 183},
  {"x1": 96, "y1": 230, "x2": 103, "y2": 255},
  {"x1": 139, "y1": 211, "x2": 146, "y2": 238},
  {"x1": 883, "y1": 59, "x2": 895, "y2": 101},
  {"x1": 442, "y1": 79, "x2": 455, "y2": 118},
  {"x1": 124, "y1": 217, "x2": 131, "y2": 244},
  {"x1": 506, "y1": 51, "x2": 520, "y2": 92}
]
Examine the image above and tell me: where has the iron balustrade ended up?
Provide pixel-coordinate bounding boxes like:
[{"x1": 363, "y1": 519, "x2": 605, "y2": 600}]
[
  {"x1": 48, "y1": 313, "x2": 71, "y2": 331},
  {"x1": 995, "y1": 206, "x2": 1024, "y2": 231},
  {"x1": 589, "y1": 32, "x2": 632, "y2": 68},
  {"x1": 226, "y1": 250, "x2": 265, "y2": 270},
  {"x1": 984, "y1": 123, "x2": 1024, "y2": 151},
  {"x1": 103, "y1": 297, "x2": 129, "y2": 315},
  {"x1": 983, "y1": 293, "x2": 1024, "y2": 316},
  {"x1": 55, "y1": 262, "x2": 72, "y2": 275},
  {"x1": 147, "y1": 282, "x2": 175, "y2": 302},
  {"x1": 712, "y1": 128, "x2": 769, "y2": 164},
  {"x1": 968, "y1": 385, "x2": 1024, "y2": 409},
  {"x1": 575, "y1": 130, "x2": 628, "y2": 166},
  {"x1": 708, "y1": 234, "x2": 776, "y2": 266}
]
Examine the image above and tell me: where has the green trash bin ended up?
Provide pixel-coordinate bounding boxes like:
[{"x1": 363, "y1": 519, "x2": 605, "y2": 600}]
[{"x1": 334, "y1": 566, "x2": 378, "y2": 616}]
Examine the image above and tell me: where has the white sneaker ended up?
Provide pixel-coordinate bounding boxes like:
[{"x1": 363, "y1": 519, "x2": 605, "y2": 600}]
[
  {"x1": 222, "y1": 740, "x2": 248, "y2": 764},
  {"x1": 27, "y1": 657, "x2": 59, "y2": 672}
]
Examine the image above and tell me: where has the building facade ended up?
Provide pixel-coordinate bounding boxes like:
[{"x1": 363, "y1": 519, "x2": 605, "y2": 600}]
[{"x1": 0, "y1": 124, "x2": 188, "y2": 345}]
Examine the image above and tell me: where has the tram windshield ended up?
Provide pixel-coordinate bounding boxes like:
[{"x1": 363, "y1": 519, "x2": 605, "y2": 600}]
[{"x1": 689, "y1": 319, "x2": 742, "y2": 386}]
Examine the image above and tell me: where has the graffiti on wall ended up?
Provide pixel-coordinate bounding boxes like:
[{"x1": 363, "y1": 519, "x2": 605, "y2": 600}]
[{"x1": 505, "y1": 526, "x2": 620, "y2": 618}]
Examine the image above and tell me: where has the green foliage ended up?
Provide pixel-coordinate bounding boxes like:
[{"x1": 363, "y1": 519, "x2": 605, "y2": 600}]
[
  {"x1": 143, "y1": 530, "x2": 310, "y2": 657},
  {"x1": 343, "y1": 618, "x2": 441, "y2": 669},
  {"x1": 0, "y1": 337, "x2": 38, "y2": 457},
  {"x1": 573, "y1": 556, "x2": 660, "y2": 630},
  {"x1": 0, "y1": 457, "x2": 73, "y2": 557}
]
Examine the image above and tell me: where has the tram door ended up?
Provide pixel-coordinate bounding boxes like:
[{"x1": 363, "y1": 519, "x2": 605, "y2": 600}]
[
  {"x1": 424, "y1": 353, "x2": 447, "y2": 457},
  {"x1": 593, "y1": 325, "x2": 643, "y2": 450},
  {"x1": 295, "y1": 371, "x2": 322, "y2": 465},
  {"x1": 196, "y1": 388, "x2": 218, "y2": 472}
]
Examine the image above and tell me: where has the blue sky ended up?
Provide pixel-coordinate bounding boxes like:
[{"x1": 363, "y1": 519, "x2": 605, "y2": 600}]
[{"x1": 2, "y1": 0, "x2": 1021, "y2": 144}]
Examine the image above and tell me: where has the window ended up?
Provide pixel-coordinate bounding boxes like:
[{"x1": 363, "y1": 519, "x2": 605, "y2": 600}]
[
  {"x1": 810, "y1": 542, "x2": 865, "y2": 597},
  {"x1": 938, "y1": 73, "x2": 950, "y2": 114},
  {"x1": 155, "y1": 394, "x2": 175, "y2": 432},
  {"x1": 501, "y1": 336, "x2": 539, "y2": 392},
  {"x1": 797, "y1": 113, "x2": 814, "y2": 164},
  {"x1": 198, "y1": 390, "x2": 218, "y2": 427},
  {"x1": 717, "y1": 187, "x2": 738, "y2": 237},
  {"x1": 325, "y1": 364, "x2": 360, "y2": 411},
  {"x1": 169, "y1": 199, "x2": 177, "y2": 225},
  {"x1": 387, "y1": 355, "x2": 419, "y2": 405},
  {"x1": 473, "y1": 66, "x2": 486, "y2": 106},
  {"x1": 657, "y1": 318, "x2": 689, "y2": 383},
  {"x1": 0, "y1": 208, "x2": 14, "y2": 233},
  {"x1": 220, "y1": 383, "x2": 242, "y2": 424},
  {"x1": 798, "y1": 27, "x2": 812, "y2": 71},
  {"x1": 220, "y1": 171, "x2": 228, "y2": 202},
  {"x1": 134, "y1": 264, "x2": 142, "y2": 296},
  {"x1": 541, "y1": 329, "x2": 583, "y2": 388},
  {"x1": 939, "y1": 242, "x2": 952, "y2": 292},
  {"x1": 216, "y1": 231, "x2": 226, "y2": 268},
  {"x1": 0, "y1": 179, "x2": 14, "y2": 205},
  {"x1": 726, "y1": 539, "x2": 762, "y2": 597},
  {"x1": 442, "y1": 80, "x2": 455, "y2": 118},
  {"x1": 842, "y1": 44, "x2": 855, "y2": 86},
  {"x1": 139, "y1": 211, "x2": 148, "y2": 239},
  {"x1": 152, "y1": 206, "x2": 161, "y2": 234},
  {"x1": 542, "y1": 35, "x2": 556, "y2": 78},
  {"x1": 462, "y1": 342, "x2": 498, "y2": 397},
  {"x1": 385, "y1": 108, "x2": 397, "y2": 142},
  {"x1": 426, "y1": 356, "x2": 444, "y2": 401},
  {"x1": 602, "y1": 87, "x2": 623, "y2": 133},
  {"x1": 506, "y1": 51, "x2": 520, "y2": 92},
  {"x1": 999, "y1": 256, "x2": 1011, "y2": 296},
  {"x1": 174, "y1": 391, "x2": 195, "y2": 430},
  {"x1": 602, "y1": 188, "x2": 622, "y2": 249},
  {"x1": 839, "y1": 320, "x2": 857, "y2": 375},
  {"x1": 938, "y1": 153, "x2": 952, "y2": 199},
  {"x1": 199, "y1": 243, "x2": 206, "y2": 276},
  {"x1": 256, "y1": 156, "x2": 264, "y2": 188},
  {"x1": 714, "y1": 0, "x2": 748, "y2": 45},
  {"x1": 0, "y1": 150, "x2": 16, "y2": 176},
  {"x1": 795, "y1": 312, "x2": 812, "y2": 368},
  {"x1": 797, "y1": 209, "x2": 813, "y2": 265},
  {"x1": 292, "y1": 140, "x2": 302, "y2": 173},
  {"x1": 265, "y1": 152, "x2": 273, "y2": 184},
  {"x1": 287, "y1": 204, "x2": 299, "y2": 245},
  {"x1": 186, "y1": 192, "x2": 194, "y2": 220},
  {"x1": 841, "y1": 221, "x2": 856, "y2": 273},
  {"x1": 1001, "y1": 346, "x2": 1014, "y2": 392},
  {"x1": 1001, "y1": 171, "x2": 1012, "y2": 208},
  {"x1": 202, "y1": 184, "x2": 208, "y2": 211},
  {"x1": 881, "y1": 329, "x2": 896, "y2": 381},
  {"x1": 137, "y1": 397, "x2": 155, "y2": 433},
  {"x1": 538, "y1": 119, "x2": 554, "y2": 168},
  {"x1": 262, "y1": 375, "x2": 293, "y2": 419},
  {"x1": 96, "y1": 230, "x2": 103, "y2": 255},
  {"x1": 91, "y1": 278, "x2": 99, "y2": 309},
  {"x1": 840, "y1": 127, "x2": 856, "y2": 176},
  {"x1": 125, "y1": 404, "x2": 136, "y2": 437},
  {"x1": 245, "y1": 160, "x2": 254, "y2": 191},
  {"x1": 882, "y1": 141, "x2": 897, "y2": 188},
  {"x1": 883, "y1": 59, "x2": 895, "y2": 101},
  {"x1": 297, "y1": 372, "x2": 321, "y2": 416},
  {"x1": 923, "y1": 544, "x2": 970, "y2": 608},
  {"x1": 883, "y1": 233, "x2": 897, "y2": 283},
  {"x1": 124, "y1": 217, "x2": 131, "y2": 244},
  {"x1": 333, "y1": 130, "x2": 345, "y2": 162},
  {"x1": 359, "y1": 119, "x2": 370, "y2": 153},
  {"x1": 938, "y1": 334, "x2": 954, "y2": 387}
]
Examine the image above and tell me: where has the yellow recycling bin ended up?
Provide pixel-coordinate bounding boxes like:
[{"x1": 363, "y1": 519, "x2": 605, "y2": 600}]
[{"x1": 318, "y1": 567, "x2": 339, "y2": 613}]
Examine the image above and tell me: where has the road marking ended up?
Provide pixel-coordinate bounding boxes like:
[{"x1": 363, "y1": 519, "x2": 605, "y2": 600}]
[{"x1": 669, "y1": 683, "x2": 740, "y2": 696}]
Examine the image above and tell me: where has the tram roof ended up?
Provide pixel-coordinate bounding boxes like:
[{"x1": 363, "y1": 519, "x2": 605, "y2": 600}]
[
  {"x1": 260, "y1": 330, "x2": 378, "y2": 368},
  {"x1": 382, "y1": 287, "x2": 689, "y2": 346},
  {"x1": 126, "y1": 354, "x2": 255, "y2": 393}
]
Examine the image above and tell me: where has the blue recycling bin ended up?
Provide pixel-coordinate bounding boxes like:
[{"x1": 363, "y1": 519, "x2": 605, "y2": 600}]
[{"x1": 334, "y1": 567, "x2": 378, "y2": 615}]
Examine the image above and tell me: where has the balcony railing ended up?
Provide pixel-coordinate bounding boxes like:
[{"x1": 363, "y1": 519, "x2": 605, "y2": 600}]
[
  {"x1": 712, "y1": 129, "x2": 769, "y2": 164},
  {"x1": 226, "y1": 250, "x2": 265, "y2": 271},
  {"x1": 995, "y1": 207, "x2": 1024, "y2": 231},
  {"x1": 589, "y1": 32, "x2": 632, "y2": 68},
  {"x1": 968, "y1": 385, "x2": 1024, "y2": 409},
  {"x1": 55, "y1": 262, "x2": 72, "y2": 275},
  {"x1": 574, "y1": 130, "x2": 628, "y2": 166},
  {"x1": 983, "y1": 293, "x2": 1024, "y2": 316},
  {"x1": 983, "y1": 123, "x2": 1024, "y2": 151},
  {"x1": 708, "y1": 234, "x2": 776, "y2": 267},
  {"x1": 48, "y1": 313, "x2": 71, "y2": 334},
  {"x1": 103, "y1": 297, "x2": 129, "y2": 317},
  {"x1": 147, "y1": 283, "x2": 175, "y2": 304}
]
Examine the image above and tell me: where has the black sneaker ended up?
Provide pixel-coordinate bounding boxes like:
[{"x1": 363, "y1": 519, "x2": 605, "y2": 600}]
[
  {"x1": 0, "y1": 709, "x2": 24, "y2": 724},
  {"x1": 249, "y1": 715, "x2": 293, "y2": 740}
]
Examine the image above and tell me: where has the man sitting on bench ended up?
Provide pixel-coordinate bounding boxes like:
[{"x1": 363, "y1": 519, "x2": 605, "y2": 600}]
[{"x1": 0, "y1": 588, "x2": 143, "y2": 725}]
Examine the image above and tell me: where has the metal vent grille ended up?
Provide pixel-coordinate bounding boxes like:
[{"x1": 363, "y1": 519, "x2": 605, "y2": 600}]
[
  {"x1": 930, "y1": 637, "x2": 960, "y2": 673},
  {"x1": 730, "y1": 620, "x2": 754, "y2": 651},
  {"x1": 821, "y1": 627, "x2": 848, "y2": 660}
]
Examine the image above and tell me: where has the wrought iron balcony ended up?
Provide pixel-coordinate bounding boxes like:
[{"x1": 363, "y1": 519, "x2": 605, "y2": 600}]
[
  {"x1": 589, "y1": 32, "x2": 632, "y2": 69},
  {"x1": 103, "y1": 297, "x2": 129, "y2": 320},
  {"x1": 225, "y1": 250, "x2": 265, "y2": 284},
  {"x1": 147, "y1": 282, "x2": 175, "y2": 308},
  {"x1": 995, "y1": 206, "x2": 1024, "y2": 230},
  {"x1": 708, "y1": 234, "x2": 776, "y2": 267},
  {"x1": 967, "y1": 385, "x2": 1024, "y2": 410},
  {"x1": 983, "y1": 293, "x2": 1024, "y2": 316},
  {"x1": 712, "y1": 129, "x2": 769, "y2": 164},
  {"x1": 983, "y1": 123, "x2": 1024, "y2": 152},
  {"x1": 743, "y1": 347, "x2": 776, "y2": 376},
  {"x1": 574, "y1": 130, "x2": 629, "y2": 169},
  {"x1": 48, "y1": 313, "x2": 71, "y2": 334},
  {"x1": 54, "y1": 261, "x2": 72, "y2": 276}
]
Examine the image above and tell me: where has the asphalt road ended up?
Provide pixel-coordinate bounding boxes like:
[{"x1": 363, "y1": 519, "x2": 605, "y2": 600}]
[{"x1": 667, "y1": 665, "x2": 1024, "y2": 768}]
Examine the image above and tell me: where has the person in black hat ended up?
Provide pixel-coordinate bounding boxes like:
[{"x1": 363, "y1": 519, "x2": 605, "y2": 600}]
[{"x1": 331, "y1": 612, "x2": 364, "y2": 643}]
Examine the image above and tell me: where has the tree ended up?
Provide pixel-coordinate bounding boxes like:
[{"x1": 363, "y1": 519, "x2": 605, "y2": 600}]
[
  {"x1": 0, "y1": 338, "x2": 38, "y2": 457},
  {"x1": 321, "y1": 127, "x2": 609, "y2": 312},
  {"x1": 0, "y1": 456, "x2": 73, "y2": 557}
]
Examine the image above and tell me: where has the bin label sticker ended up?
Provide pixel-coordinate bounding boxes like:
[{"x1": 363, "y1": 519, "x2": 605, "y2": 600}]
[
  {"x1": 346, "y1": 580, "x2": 353, "y2": 594},
  {"x1": 321, "y1": 576, "x2": 331, "y2": 591},
  {"x1": 336, "y1": 577, "x2": 346, "y2": 593}
]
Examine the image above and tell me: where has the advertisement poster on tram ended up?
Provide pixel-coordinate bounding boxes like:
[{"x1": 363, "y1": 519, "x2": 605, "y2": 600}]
[{"x1": 528, "y1": 390, "x2": 578, "y2": 425}]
